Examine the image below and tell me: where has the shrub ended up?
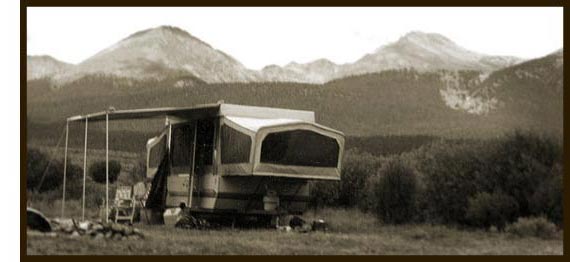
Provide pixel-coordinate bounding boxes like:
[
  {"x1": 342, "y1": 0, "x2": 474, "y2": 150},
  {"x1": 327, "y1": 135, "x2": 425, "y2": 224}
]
[
  {"x1": 309, "y1": 180, "x2": 340, "y2": 208},
  {"x1": 338, "y1": 150, "x2": 383, "y2": 207},
  {"x1": 420, "y1": 141, "x2": 487, "y2": 224},
  {"x1": 530, "y1": 164, "x2": 563, "y2": 225},
  {"x1": 27, "y1": 147, "x2": 83, "y2": 192},
  {"x1": 466, "y1": 192, "x2": 519, "y2": 230},
  {"x1": 482, "y1": 131, "x2": 561, "y2": 217},
  {"x1": 89, "y1": 160, "x2": 121, "y2": 184},
  {"x1": 62, "y1": 179, "x2": 118, "y2": 207},
  {"x1": 506, "y1": 217, "x2": 558, "y2": 239},
  {"x1": 373, "y1": 159, "x2": 418, "y2": 224}
]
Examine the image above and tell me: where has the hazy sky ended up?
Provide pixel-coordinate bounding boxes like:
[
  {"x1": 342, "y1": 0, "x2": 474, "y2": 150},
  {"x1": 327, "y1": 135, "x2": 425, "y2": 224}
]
[{"x1": 27, "y1": 7, "x2": 563, "y2": 70}]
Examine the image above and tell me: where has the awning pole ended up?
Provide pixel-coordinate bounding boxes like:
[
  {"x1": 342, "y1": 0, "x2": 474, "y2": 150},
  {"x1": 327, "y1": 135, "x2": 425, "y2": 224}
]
[
  {"x1": 105, "y1": 113, "x2": 109, "y2": 223},
  {"x1": 188, "y1": 121, "x2": 197, "y2": 207},
  {"x1": 61, "y1": 121, "x2": 69, "y2": 218},
  {"x1": 82, "y1": 118, "x2": 88, "y2": 221}
]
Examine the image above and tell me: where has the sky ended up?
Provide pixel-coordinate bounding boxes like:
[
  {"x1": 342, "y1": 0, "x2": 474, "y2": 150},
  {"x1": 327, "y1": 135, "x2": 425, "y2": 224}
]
[{"x1": 27, "y1": 7, "x2": 563, "y2": 70}]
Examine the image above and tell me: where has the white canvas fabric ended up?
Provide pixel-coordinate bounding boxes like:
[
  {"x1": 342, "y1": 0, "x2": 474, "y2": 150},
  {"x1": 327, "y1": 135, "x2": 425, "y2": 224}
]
[{"x1": 225, "y1": 116, "x2": 304, "y2": 132}]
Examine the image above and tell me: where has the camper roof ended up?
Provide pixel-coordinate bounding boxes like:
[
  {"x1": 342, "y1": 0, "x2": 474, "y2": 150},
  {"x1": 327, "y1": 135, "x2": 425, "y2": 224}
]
[{"x1": 66, "y1": 102, "x2": 315, "y2": 122}]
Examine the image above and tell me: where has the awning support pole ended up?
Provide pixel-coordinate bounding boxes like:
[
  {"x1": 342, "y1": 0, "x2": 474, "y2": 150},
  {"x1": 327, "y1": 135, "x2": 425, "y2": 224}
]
[
  {"x1": 82, "y1": 118, "x2": 88, "y2": 221},
  {"x1": 61, "y1": 121, "x2": 69, "y2": 218},
  {"x1": 188, "y1": 121, "x2": 197, "y2": 207},
  {"x1": 105, "y1": 113, "x2": 109, "y2": 223}
]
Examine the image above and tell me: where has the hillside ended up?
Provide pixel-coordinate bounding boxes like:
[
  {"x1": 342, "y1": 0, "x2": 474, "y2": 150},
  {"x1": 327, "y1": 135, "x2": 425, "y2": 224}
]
[
  {"x1": 27, "y1": 49, "x2": 563, "y2": 150},
  {"x1": 27, "y1": 55, "x2": 75, "y2": 80}
]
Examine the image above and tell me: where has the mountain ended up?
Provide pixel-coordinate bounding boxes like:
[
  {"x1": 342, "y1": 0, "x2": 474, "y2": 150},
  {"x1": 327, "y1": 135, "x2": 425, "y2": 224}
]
[
  {"x1": 29, "y1": 27, "x2": 526, "y2": 85},
  {"x1": 261, "y1": 59, "x2": 341, "y2": 84},
  {"x1": 473, "y1": 48, "x2": 563, "y2": 134},
  {"x1": 52, "y1": 26, "x2": 261, "y2": 85},
  {"x1": 339, "y1": 31, "x2": 523, "y2": 78},
  {"x1": 27, "y1": 49, "x2": 562, "y2": 143},
  {"x1": 258, "y1": 31, "x2": 523, "y2": 83},
  {"x1": 27, "y1": 55, "x2": 74, "y2": 80}
]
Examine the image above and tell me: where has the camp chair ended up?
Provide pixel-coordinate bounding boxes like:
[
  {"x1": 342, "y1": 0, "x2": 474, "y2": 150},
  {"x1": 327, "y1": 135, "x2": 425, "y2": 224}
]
[{"x1": 113, "y1": 186, "x2": 136, "y2": 224}]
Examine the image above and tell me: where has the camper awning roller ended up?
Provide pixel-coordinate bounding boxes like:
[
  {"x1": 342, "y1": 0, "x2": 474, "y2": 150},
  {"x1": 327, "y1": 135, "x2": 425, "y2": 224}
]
[
  {"x1": 66, "y1": 103, "x2": 316, "y2": 123},
  {"x1": 67, "y1": 103, "x2": 221, "y2": 122}
]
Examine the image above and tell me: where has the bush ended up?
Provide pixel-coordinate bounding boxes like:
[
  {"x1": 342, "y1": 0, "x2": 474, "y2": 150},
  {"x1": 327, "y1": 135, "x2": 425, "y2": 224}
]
[
  {"x1": 466, "y1": 192, "x2": 519, "y2": 230},
  {"x1": 373, "y1": 160, "x2": 418, "y2": 224},
  {"x1": 482, "y1": 131, "x2": 561, "y2": 217},
  {"x1": 506, "y1": 217, "x2": 558, "y2": 239},
  {"x1": 338, "y1": 150, "x2": 383, "y2": 207},
  {"x1": 418, "y1": 132, "x2": 561, "y2": 226},
  {"x1": 27, "y1": 147, "x2": 83, "y2": 192},
  {"x1": 420, "y1": 141, "x2": 487, "y2": 224},
  {"x1": 530, "y1": 164, "x2": 563, "y2": 226},
  {"x1": 89, "y1": 160, "x2": 121, "y2": 184},
  {"x1": 309, "y1": 181, "x2": 340, "y2": 208},
  {"x1": 61, "y1": 178, "x2": 119, "y2": 207}
]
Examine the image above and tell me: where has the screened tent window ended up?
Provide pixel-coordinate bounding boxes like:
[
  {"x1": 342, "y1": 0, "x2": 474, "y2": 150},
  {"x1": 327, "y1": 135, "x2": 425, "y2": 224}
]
[
  {"x1": 195, "y1": 119, "x2": 215, "y2": 167},
  {"x1": 171, "y1": 124, "x2": 194, "y2": 167},
  {"x1": 148, "y1": 135, "x2": 166, "y2": 168},
  {"x1": 221, "y1": 125, "x2": 252, "y2": 164},
  {"x1": 260, "y1": 130, "x2": 339, "y2": 167}
]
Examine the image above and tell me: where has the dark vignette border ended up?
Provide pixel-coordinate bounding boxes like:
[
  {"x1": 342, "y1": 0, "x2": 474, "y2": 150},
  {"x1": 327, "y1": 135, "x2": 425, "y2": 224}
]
[{"x1": 21, "y1": 1, "x2": 567, "y2": 261}]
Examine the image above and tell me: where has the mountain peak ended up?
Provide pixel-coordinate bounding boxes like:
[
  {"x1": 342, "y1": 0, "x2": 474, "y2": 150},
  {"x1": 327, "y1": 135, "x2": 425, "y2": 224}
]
[
  {"x1": 397, "y1": 31, "x2": 456, "y2": 48},
  {"x1": 124, "y1": 25, "x2": 212, "y2": 48},
  {"x1": 308, "y1": 58, "x2": 336, "y2": 66}
]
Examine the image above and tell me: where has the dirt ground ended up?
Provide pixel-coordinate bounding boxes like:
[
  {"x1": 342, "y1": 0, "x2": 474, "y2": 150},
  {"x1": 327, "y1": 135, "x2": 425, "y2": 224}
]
[{"x1": 27, "y1": 222, "x2": 563, "y2": 255}]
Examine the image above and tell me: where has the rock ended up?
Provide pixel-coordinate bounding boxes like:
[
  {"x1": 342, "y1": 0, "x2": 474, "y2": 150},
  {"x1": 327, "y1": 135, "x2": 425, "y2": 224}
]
[
  {"x1": 113, "y1": 233, "x2": 123, "y2": 241},
  {"x1": 111, "y1": 223, "x2": 124, "y2": 233},
  {"x1": 124, "y1": 226, "x2": 134, "y2": 236},
  {"x1": 94, "y1": 233, "x2": 105, "y2": 240},
  {"x1": 92, "y1": 223, "x2": 104, "y2": 231},
  {"x1": 127, "y1": 235, "x2": 141, "y2": 241},
  {"x1": 45, "y1": 232, "x2": 58, "y2": 237},
  {"x1": 71, "y1": 231, "x2": 81, "y2": 238},
  {"x1": 105, "y1": 231, "x2": 113, "y2": 239},
  {"x1": 79, "y1": 221, "x2": 91, "y2": 231}
]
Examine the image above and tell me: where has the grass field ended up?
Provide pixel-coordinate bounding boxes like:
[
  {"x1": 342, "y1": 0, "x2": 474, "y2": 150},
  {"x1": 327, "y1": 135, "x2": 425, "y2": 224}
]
[{"x1": 26, "y1": 209, "x2": 563, "y2": 255}]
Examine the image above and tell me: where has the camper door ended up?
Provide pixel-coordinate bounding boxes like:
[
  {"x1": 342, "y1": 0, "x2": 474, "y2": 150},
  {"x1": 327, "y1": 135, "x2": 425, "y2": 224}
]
[
  {"x1": 165, "y1": 119, "x2": 217, "y2": 208},
  {"x1": 167, "y1": 123, "x2": 196, "y2": 207}
]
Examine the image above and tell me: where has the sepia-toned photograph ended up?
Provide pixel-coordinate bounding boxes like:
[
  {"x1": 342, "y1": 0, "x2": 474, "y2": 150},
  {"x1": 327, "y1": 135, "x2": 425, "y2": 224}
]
[{"x1": 25, "y1": 6, "x2": 563, "y2": 255}]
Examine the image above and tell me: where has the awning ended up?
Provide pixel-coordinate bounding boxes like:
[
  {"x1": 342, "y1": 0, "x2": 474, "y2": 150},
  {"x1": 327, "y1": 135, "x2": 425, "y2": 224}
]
[{"x1": 67, "y1": 103, "x2": 221, "y2": 122}]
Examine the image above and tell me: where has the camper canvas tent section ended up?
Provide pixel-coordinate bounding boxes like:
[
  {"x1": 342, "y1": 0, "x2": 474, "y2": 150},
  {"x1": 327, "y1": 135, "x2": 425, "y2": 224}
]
[{"x1": 62, "y1": 102, "x2": 344, "y2": 221}]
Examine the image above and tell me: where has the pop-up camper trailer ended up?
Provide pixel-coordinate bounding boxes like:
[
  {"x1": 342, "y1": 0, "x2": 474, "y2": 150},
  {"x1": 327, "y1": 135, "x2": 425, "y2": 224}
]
[{"x1": 62, "y1": 102, "x2": 344, "y2": 223}]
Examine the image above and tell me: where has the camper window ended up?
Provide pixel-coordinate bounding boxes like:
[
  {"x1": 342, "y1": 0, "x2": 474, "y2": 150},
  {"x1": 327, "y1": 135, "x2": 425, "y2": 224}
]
[
  {"x1": 221, "y1": 125, "x2": 252, "y2": 164},
  {"x1": 260, "y1": 130, "x2": 339, "y2": 167}
]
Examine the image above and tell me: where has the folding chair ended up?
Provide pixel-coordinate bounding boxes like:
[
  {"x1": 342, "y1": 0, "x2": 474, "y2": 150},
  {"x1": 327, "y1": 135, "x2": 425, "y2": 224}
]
[{"x1": 113, "y1": 186, "x2": 136, "y2": 224}]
